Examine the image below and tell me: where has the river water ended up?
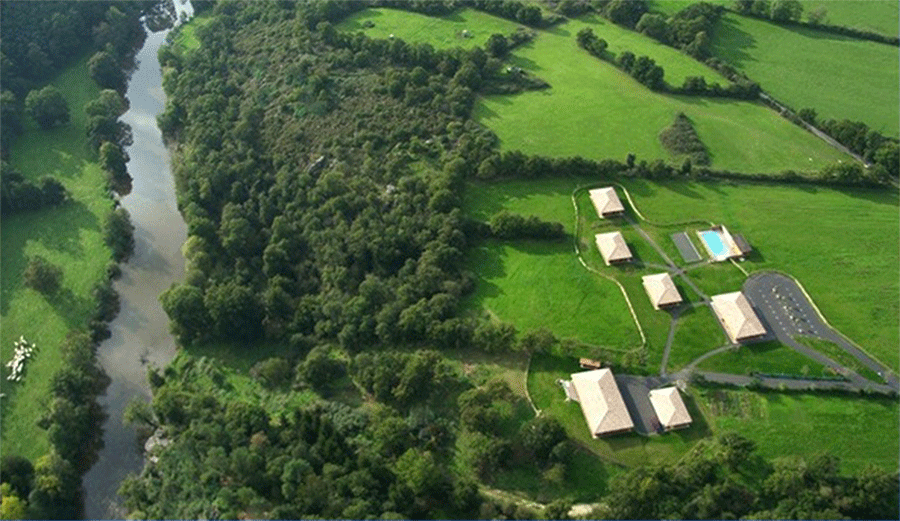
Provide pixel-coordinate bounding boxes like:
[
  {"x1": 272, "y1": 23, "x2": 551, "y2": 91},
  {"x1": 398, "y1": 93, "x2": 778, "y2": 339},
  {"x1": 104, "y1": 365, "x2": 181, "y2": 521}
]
[{"x1": 82, "y1": 1, "x2": 192, "y2": 518}]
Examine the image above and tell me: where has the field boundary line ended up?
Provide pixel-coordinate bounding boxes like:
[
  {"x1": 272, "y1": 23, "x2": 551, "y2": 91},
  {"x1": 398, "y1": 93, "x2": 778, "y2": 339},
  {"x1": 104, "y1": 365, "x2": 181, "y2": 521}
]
[{"x1": 571, "y1": 189, "x2": 647, "y2": 348}]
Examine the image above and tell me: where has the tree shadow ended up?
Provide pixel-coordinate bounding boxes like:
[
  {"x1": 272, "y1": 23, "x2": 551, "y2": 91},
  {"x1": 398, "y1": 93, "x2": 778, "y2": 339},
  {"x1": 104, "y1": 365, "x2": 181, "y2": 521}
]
[
  {"x1": 710, "y1": 16, "x2": 757, "y2": 69},
  {"x1": 50, "y1": 287, "x2": 96, "y2": 330}
]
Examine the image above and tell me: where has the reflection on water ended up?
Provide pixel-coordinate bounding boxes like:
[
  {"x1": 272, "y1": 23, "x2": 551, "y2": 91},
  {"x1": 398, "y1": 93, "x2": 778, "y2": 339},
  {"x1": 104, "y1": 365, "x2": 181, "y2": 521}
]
[{"x1": 81, "y1": 1, "x2": 193, "y2": 518}]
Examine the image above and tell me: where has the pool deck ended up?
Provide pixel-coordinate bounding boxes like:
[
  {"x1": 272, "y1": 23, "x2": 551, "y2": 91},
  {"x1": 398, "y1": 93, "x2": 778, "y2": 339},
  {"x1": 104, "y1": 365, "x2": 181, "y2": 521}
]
[{"x1": 697, "y1": 226, "x2": 742, "y2": 262}]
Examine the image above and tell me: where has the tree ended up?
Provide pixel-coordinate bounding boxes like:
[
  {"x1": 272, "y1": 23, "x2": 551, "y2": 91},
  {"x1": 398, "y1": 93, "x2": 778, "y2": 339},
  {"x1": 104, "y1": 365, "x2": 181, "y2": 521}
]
[
  {"x1": 636, "y1": 13, "x2": 670, "y2": 43},
  {"x1": 485, "y1": 34, "x2": 508, "y2": 58},
  {"x1": 88, "y1": 50, "x2": 124, "y2": 90},
  {"x1": 160, "y1": 283, "x2": 209, "y2": 345},
  {"x1": 806, "y1": 6, "x2": 827, "y2": 25},
  {"x1": 0, "y1": 455, "x2": 33, "y2": 499},
  {"x1": 0, "y1": 483, "x2": 27, "y2": 520},
  {"x1": 769, "y1": 0, "x2": 802, "y2": 22},
  {"x1": 520, "y1": 415, "x2": 566, "y2": 466},
  {"x1": 797, "y1": 107, "x2": 817, "y2": 124},
  {"x1": 25, "y1": 86, "x2": 69, "y2": 129},
  {"x1": 104, "y1": 207, "x2": 134, "y2": 261},
  {"x1": 99, "y1": 141, "x2": 129, "y2": 186},
  {"x1": 300, "y1": 345, "x2": 346, "y2": 392},
  {"x1": 604, "y1": 0, "x2": 649, "y2": 28},
  {"x1": 23, "y1": 255, "x2": 62, "y2": 295}
]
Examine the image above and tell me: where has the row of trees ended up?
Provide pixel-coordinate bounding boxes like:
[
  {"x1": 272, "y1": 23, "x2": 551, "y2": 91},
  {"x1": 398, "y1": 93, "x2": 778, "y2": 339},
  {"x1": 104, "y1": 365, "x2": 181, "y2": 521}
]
[
  {"x1": 576, "y1": 28, "x2": 665, "y2": 90},
  {"x1": 0, "y1": 162, "x2": 67, "y2": 215},
  {"x1": 812, "y1": 117, "x2": 899, "y2": 179},
  {"x1": 733, "y1": 0, "x2": 899, "y2": 45},
  {"x1": 634, "y1": 2, "x2": 723, "y2": 59}
]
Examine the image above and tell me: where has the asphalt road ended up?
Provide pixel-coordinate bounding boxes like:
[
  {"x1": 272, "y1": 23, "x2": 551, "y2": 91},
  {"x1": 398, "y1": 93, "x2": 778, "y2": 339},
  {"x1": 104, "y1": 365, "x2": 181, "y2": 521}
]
[{"x1": 743, "y1": 272, "x2": 898, "y2": 391}]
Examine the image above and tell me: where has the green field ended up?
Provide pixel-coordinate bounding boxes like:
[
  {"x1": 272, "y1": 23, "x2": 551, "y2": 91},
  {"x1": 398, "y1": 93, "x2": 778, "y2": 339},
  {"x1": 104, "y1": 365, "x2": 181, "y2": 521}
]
[
  {"x1": 476, "y1": 18, "x2": 849, "y2": 173},
  {"x1": 578, "y1": 13, "x2": 729, "y2": 86},
  {"x1": 801, "y1": 0, "x2": 899, "y2": 38},
  {"x1": 337, "y1": 7, "x2": 525, "y2": 49},
  {"x1": 711, "y1": 12, "x2": 899, "y2": 136},
  {"x1": 462, "y1": 240, "x2": 642, "y2": 351},
  {"x1": 696, "y1": 388, "x2": 899, "y2": 473},
  {"x1": 697, "y1": 340, "x2": 830, "y2": 377},
  {"x1": 620, "y1": 178, "x2": 900, "y2": 372},
  {"x1": 0, "y1": 57, "x2": 114, "y2": 460}
]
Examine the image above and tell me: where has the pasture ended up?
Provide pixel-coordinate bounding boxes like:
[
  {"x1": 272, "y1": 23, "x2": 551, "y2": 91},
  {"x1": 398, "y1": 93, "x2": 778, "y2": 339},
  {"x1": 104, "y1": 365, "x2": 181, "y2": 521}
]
[
  {"x1": 337, "y1": 7, "x2": 524, "y2": 49},
  {"x1": 696, "y1": 388, "x2": 899, "y2": 473},
  {"x1": 475, "y1": 16, "x2": 849, "y2": 173},
  {"x1": 0, "y1": 56, "x2": 113, "y2": 460},
  {"x1": 711, "y1": 13, "x2": 899, "y2": 136},
  {"x1": 620, "y1": 178, "x2": 899, "y2": 372},
  {"x1": 172, "y1": 11, "x2": 212, "y2": 51},
  {"x1": 801, "y1": 0, "x2": 899, "y2": 38}
]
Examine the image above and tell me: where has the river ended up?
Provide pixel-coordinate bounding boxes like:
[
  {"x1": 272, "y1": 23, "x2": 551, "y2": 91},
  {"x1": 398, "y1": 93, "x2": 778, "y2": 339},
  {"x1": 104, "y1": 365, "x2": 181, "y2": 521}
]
[{"x1": 81, "y1": 1, "x2": 193, "y2": 518}]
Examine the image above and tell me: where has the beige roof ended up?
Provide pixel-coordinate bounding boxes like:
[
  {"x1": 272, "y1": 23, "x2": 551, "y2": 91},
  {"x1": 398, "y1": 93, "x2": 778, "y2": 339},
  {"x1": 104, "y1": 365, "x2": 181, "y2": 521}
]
[
  {"x1": 649, "y1": 387, "x2": 692, "y2": 429},
  {"x1": 642, "y1": 273, "x2": 683, "y2": 309},
  {"x1": 711, "y1": 292, "x2": 766, "y2": 343},
  {"x1": 570, "y1": 369, "x2": 634, "y2": 437},
  {"x1": 588, "y1": 187, "x2": 625, "y2": 218},
  {"x1": 594, "y1": 232, "x2": 632, "y2": 265}
]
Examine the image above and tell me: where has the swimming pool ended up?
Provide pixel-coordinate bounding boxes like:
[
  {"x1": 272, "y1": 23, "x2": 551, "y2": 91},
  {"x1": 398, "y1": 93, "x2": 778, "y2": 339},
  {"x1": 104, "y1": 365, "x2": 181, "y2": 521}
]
[{"x1": 700, "y1": 230, "x2": 729, "y2": 258}]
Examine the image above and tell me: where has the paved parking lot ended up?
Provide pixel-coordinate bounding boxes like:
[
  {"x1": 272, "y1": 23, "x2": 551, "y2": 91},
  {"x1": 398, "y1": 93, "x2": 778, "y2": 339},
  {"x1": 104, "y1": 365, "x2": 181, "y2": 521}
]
[{"x1": 615, "y1": 375, "x2": 671, "y2": 435}]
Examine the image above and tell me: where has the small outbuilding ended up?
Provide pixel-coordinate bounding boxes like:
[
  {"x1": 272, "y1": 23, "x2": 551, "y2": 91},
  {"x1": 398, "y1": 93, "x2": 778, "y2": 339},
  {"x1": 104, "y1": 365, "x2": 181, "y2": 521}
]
[
  {"x1": 710, "y1": 291, "x2": 766, "y2": 344},
  {"x1": 642, "y1": 272, "x2": 683, "y2": 310},
  {"x1": 595, "y1": 231, "x2": 633, "y2": 266},
  {"x1": 588, "y1": 187, "x2": 625, "y2": 219},
  {"x1": 648, "y1": 387, "x2": 692, "y2": 431},
  {"x1": 569, "y1": 368, "x2": 634, "y2": 437}
]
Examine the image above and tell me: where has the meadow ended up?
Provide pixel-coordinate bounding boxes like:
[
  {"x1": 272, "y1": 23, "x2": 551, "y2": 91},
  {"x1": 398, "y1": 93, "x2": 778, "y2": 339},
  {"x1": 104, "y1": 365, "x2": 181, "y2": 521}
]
[
  {"x1": 798, "y1": 0, "x2": 899, "y2": 38},
  {"x1": 0, "y1": 57, "x2": 114, "y2": 459},
  {"x1": 695, "y1": 388, "x2": 899, "y2": 473},
  {"x1": 710, "y1": 12, "x2": 899, "y2": 136}
]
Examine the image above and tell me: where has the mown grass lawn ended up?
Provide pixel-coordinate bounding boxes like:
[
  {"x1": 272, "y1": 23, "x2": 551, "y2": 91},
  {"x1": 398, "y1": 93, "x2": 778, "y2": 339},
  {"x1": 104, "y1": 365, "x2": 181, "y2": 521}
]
[
  {"x1": 620, "y1": 178, "x2": 899, "y2": 372},
  {"x1": 475, "y1": 19, "x2": 849, "y2": 173},
  {"x1": 695, "y1": 387, "x2": 899, "y2": 474},
  {"x1": 462, "y1": 240, "x2": 642, "y2": 352},
  {"x1": 337, "y1": 7, "x2": 524, "y2": 49},
  {"x1": 697, "y1": 340, "x2": 830, "y2": 377},
  {"x1": 711, "y1": 12, "x2": 899, "y2": 136},
  {"x1": 0, "y1": 56, "x2": 114, "y2": 460}
]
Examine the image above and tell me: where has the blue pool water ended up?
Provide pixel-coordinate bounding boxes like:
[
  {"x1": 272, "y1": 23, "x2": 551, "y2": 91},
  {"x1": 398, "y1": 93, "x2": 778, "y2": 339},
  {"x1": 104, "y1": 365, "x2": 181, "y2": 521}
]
[{"x1": 700, "y1": 230, "x2": 729, "y2": 258}]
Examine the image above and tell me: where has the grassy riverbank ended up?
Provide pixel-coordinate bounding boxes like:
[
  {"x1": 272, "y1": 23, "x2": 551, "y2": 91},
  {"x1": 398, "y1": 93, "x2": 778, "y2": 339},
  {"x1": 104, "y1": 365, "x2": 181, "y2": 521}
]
[{"x1": 0, "y1": 55, "x2": 114, "y2": 460}]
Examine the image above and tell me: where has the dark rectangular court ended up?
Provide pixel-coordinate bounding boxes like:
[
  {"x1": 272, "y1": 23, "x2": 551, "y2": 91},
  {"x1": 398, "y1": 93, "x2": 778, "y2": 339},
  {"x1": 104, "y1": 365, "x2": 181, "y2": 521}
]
[{"x1": 671, "y1": 232, "x2": 703, "y2": 263}]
